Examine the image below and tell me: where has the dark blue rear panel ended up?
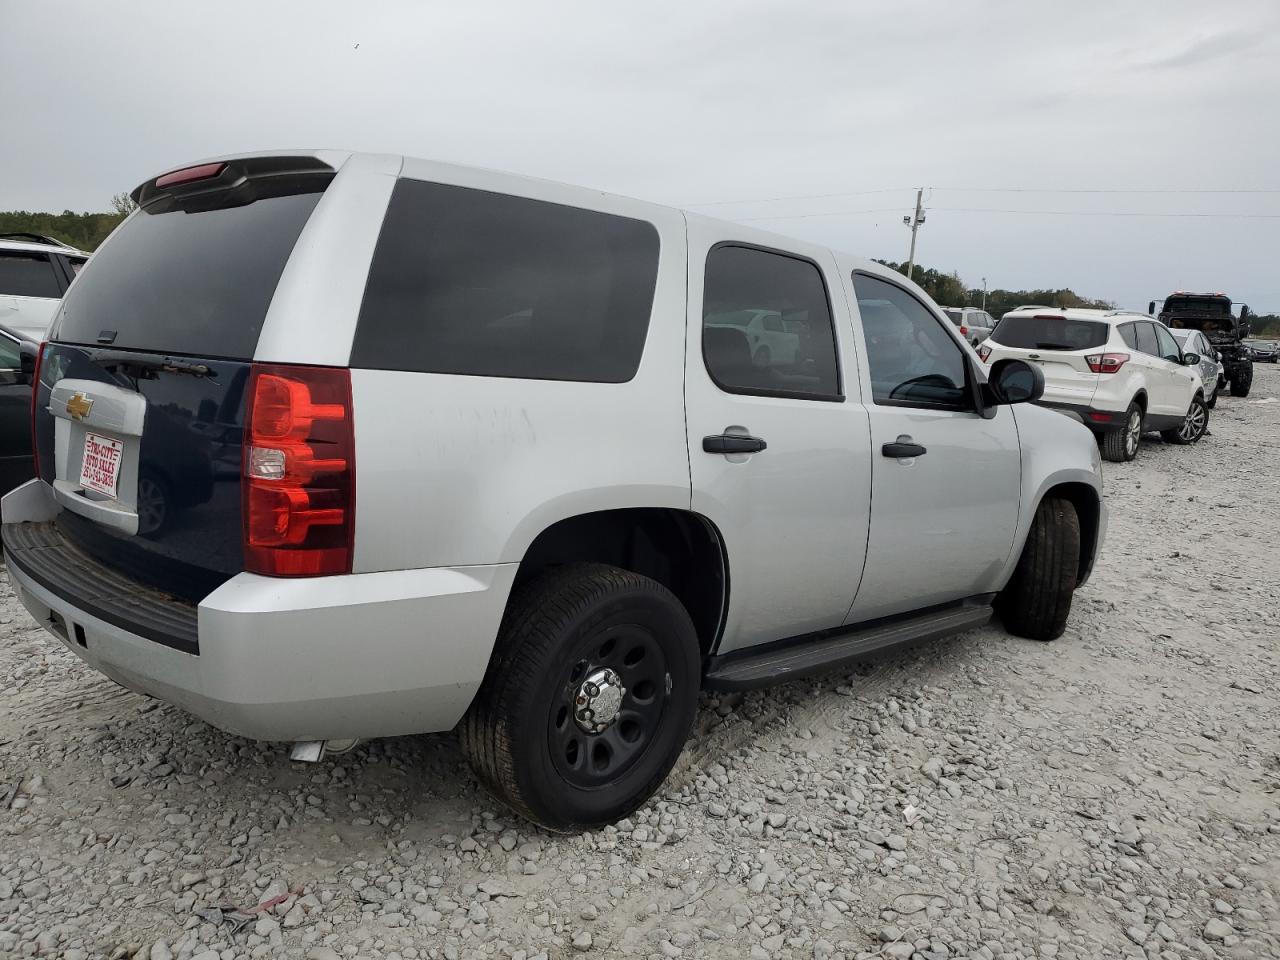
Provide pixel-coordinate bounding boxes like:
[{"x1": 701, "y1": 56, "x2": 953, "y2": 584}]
[{"x1": 35, "y1": 345, "x2": 249, "y2": 601}]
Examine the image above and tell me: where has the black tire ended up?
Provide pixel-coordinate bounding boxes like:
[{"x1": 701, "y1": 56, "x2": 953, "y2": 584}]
[
  {"x1": 752, "y1": 346, "x2": 772, "y2": 368},
  {"x1": 1100, "y1": 402, "x2": 1142, "y2": 463},
  {"x1": 1230, "y1": 362, "x2": 1253, "y2": 397},
  {"x1": 136, "y1": 470, "x2": 171, "y2": 537},
  {"x1": 460, "y1": 563, "x2": 700, "y2": 831},
  {"x1": 1161, "y1": 394, "x2": 1208, "y2": 445},
  {"x1": 998, "y1": 496, "x2": 1080, "y2": 642}
]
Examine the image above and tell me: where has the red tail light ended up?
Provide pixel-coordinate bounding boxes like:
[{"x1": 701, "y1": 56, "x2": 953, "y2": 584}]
[
  {"x1": 1085, "y1": 352, "x2": 1130, "y2": 374},
  {"x1": 959, "y1": 325, "x2": 969, "y2": 336},
  {"x1": 30, "y1": 342, "x2": 46, "y2": 476},
  {"x1": 243, "y1": 364, "x2": 354, "y2": 576},
  {"x1": 976, "y1": 344, "x2": 992, "y2": 362}
]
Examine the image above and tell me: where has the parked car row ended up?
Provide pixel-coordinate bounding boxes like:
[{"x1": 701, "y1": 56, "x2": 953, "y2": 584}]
[
  {"x1": 1246, "y1": 340, "x2": 1279, "y2": 363},
  {"x1": 0, "y1": 150, "x2": 1107, "y2": 830}
]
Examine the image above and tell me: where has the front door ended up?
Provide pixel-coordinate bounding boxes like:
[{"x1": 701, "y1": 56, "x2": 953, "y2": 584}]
[
  {"x1": 685, "y1": 223, "x2": 871, "y2": 655},
  {"x1": 843, "y1": 271, "x2": 1021, "y2": 622}
]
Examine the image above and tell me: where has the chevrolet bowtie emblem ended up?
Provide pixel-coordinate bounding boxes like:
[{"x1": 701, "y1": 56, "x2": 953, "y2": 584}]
[{"x1": 65, "y1": 393, "x2": 94, "y2": 421}]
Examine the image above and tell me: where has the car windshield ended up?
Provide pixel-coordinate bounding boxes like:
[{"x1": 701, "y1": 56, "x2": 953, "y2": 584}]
[
  {"x1": 989, "y1": 315, "x2": 1108, "y2": 351},
  {"x1": 1164, "y1": 297, "x2": 1231, "y2": 317}
]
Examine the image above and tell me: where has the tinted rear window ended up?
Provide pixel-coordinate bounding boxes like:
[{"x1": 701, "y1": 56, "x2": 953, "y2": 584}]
[
  {"x1": 53, "y1": 191, "x2": 323, "y2": 359},
  {"x1": 0, "y1": 251, "x2": 61, "y2": 298},
  {"x1": 352, "y1": 179, "x2": 660, "y2": 382},
  {"x1": 990, "y1": 315, "x2": 1108, "y2": 351}
]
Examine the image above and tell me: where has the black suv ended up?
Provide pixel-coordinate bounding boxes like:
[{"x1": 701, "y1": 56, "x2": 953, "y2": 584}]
[{"x1": 1151, "y1": 292, "x2": 1253, "y2": 398}]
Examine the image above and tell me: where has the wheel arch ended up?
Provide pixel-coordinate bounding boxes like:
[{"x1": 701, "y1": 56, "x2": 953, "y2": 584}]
[
  {"x1": 512, "y1": 508, "x2": 729, "y2": 656},
  {"x1": 1039, "y1": 481, "x2": 1102, "y2": 586}
]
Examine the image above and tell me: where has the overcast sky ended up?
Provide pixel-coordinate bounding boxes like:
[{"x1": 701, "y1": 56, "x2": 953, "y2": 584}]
[{"x1": 4, "y1": 0, "x2": 1278, "y2": 311}]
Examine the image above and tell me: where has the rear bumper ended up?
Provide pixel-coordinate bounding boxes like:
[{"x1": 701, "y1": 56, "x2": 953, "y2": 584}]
[
  {"x1": 1038, "y1": 400, "x2": 1129, "y2": 433},
  {"x1": 2, "y1": 481, "x2": 515, "y2": 742}
]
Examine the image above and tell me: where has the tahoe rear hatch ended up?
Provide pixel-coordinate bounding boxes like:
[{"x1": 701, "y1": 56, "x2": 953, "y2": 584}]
[{"x1": 32, "y1": 157, "x2": 335, "y2": 602}]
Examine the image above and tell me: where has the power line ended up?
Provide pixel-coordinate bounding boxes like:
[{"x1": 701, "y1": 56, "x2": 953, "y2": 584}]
[
  {"x1": 741, "y1": 206, "x2": 1280, "y2": 223},
  {"x1": 685, "y1": 185, "x2": 1280, "y2": 209},
  {"x1": 932, "y1": 207, "x2": 1280, "y2": 219},
  {"x1": 739, "y1": 206, "x2": 903, "y2": 222},
  {"x1": 683, "y1": 187, "x2": 913, "y2": 208}
]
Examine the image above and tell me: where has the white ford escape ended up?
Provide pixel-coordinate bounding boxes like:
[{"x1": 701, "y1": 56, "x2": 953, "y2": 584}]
[
  {"x1": 978, "y1": 308, "x2": 1210, "y2": 462},
  {"x1": 2, "y1": 151, "x2": 1106, "y2": 830}
]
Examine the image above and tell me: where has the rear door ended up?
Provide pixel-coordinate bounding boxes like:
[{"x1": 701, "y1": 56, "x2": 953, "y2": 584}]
[
  {"x1": 33, "y1": 156, "x2": 338, "y2": 600},
  {"x1": 685, "y1": 222, "x2": 871, "y2": 654},
  {"x1": 1131, "y1": 321, "x2": 1183, "y2": 416},
  {"x1": 1152, "y1": 322, "x2": 1198, "y2": 413},
  {"x1": 844, "y1": 271, "x2": 1020, "y2": 621}
]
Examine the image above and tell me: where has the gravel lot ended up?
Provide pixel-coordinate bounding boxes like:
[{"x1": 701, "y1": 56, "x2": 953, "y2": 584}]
[{"x1": 2, "y1": 366, "x2": 1278, "y2": 960}]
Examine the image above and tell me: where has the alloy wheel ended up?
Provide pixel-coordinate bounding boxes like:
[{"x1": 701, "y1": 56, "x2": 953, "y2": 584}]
[
  {"x1": 1124, "y1": 410, "x2": 1141, "y2": 457},
  {"x1": 1179, "y1": 402, "x2": 1207, "y2": 442}
]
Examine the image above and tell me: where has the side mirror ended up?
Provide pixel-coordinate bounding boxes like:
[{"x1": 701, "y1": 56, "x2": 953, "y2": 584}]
[
  {"x1": 1181, "y1": 353, "x2": 1201, "y2": 366},
  {"x1": 1148, "y1": 300, "x2": 1156, "y2": 315},
  {"x1": 984, "y1": 358, "x2": 1044, "y2": 411}
]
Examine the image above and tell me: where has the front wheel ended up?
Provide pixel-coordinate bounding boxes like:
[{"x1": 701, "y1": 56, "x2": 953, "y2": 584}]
[
  {"x1": 998, "y1": 496, "x2": 1081, "y2": 642},
  {"x1": 1161, "y1": 394, "x2": 1208, "y2": 444},
  {"x1": 1100, "y1": 402, "x2": 1142, "y2": 463},
  {"x1": 460, "y1": 563, "x2": 700, "y2": 831}
]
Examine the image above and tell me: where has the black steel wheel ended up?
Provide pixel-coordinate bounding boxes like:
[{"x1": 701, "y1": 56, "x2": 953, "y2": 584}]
[{"x1": 461, "y1": 563, "x2": 700, "y2": 831}]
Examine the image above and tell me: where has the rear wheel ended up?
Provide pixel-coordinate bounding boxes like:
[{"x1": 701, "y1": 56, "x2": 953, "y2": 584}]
[
  {"x1": 1230, "y1": 362, "x2": 1253, "y2": 397},
  {"x1": 1100, "y1": 402, "x2": 1142, "y2": 463},
  {"x1": 460, "y1": 563, "x2": 700, "y2": 831},
  {"x1": 998, "y1": 496, "x2": 1080, "y2": 642},
  {"x1": 1161, "y1": 394, "x2": 1208, "y2": 444}
]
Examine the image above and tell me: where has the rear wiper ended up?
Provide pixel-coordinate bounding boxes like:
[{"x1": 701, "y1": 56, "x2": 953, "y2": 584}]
[{"x1": 89, "y1": 350, "x2": 216, "y2": 379}]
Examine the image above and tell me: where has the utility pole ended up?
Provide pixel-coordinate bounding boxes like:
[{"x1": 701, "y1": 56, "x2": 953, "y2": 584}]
[
  {"x1": 981, "y1": 277, "x2": 988, "y2": 311},
  {"x1": 903, "y1": 188, "x2": 925, "y2": 280}
]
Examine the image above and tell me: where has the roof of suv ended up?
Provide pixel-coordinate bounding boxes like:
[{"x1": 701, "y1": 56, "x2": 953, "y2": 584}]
[
  {"x1": 999, "y1": 307, "x2": 1148, "y2": 327},
  {"x1": 0, "y1": 234, "x2": 90, "y2": 257}
]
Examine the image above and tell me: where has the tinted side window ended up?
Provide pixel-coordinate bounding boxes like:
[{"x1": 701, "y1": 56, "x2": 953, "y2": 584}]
[
  {"x1": 1119, "y1": 323, "x2": 1139, "y2": 350},
  {"x1": 0, "y1": 252, "x2": 61, "y2": 298},
  {"x1": 1153, "y1": 323, "x2": 1181, "y2": 361},
  {"x1": 702, "y1": 246, "x2": 840, "y2": 399},
  {"x1": 1134, "y1": 322, "x2": 1160, "y2": 357},
  {"x1": 354, "y1": 180, "x2": 660, "y2": 382},
  {"x1": 853, "y1": 273, "x2": 970, "y2": 410}
]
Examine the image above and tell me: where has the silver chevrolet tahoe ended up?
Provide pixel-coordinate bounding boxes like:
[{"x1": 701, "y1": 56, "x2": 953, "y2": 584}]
[{"x1": 1, "y1": 151, "x2": 1106, "y2": 830}]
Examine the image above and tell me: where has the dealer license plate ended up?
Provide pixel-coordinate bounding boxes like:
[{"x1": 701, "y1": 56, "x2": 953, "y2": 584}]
[{"x1": 80, "y1": 432, "x2": 124, "y2": 498}]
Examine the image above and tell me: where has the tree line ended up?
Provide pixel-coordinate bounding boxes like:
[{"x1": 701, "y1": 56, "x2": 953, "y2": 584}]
[{"x1": 0, "y1": 196, "x2": 133, "y2": 252}]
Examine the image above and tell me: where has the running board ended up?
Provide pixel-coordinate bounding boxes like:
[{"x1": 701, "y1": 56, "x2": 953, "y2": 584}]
[{"x1": 703, "y1": 602, "x2": 994, "y2": 691}]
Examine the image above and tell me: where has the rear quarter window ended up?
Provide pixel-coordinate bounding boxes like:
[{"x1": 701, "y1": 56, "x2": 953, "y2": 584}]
[{"x1": 352, "y1": 180, "x2": 661, "y2": 382}]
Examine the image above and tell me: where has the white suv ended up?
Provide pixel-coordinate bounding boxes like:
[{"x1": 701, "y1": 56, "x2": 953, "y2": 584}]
[
  {"x1": 0, "y1": 234, "x2": 90, "y2": 339},
  {"x1": 978, "y1": 308, "x2": 1209, "y2": 462},
  {"x1": 2, "y1": 151, "x2": 1106, "y2": 830}
]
